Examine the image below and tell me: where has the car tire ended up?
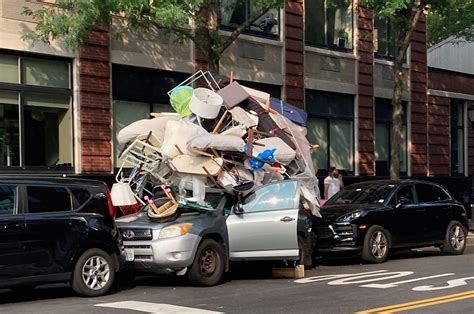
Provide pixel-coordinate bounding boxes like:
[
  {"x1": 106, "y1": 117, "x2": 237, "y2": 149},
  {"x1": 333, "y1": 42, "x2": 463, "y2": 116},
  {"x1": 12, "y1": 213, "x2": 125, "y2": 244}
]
[
  {"x1": 188, "y1": 239, "x2": 225, "y2": 287},
  {"x1": 440, "y1": 221, "x2": 467, "y2": 255},
  {"x1": 362, "y1": 225, "x2": 390, "y2": 263},
  {"x1": 72, "y1": 248, "x2": 115, "y2": 297}
]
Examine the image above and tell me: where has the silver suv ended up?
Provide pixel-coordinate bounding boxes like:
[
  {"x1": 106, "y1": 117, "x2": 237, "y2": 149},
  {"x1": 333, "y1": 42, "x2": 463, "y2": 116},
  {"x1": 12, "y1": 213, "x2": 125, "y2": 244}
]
[{"x1": 116, "y1": 180, "x2": 316, "y2": 286}]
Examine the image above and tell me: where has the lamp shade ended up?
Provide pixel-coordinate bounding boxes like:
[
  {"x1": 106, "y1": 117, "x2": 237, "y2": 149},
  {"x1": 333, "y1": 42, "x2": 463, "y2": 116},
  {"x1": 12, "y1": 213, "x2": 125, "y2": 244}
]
[
  {"x1": 189, "y1": 88, "x2": 223, "y2": 119},
  {"x1": 110, "y1": 182, "x2": 137, "y2": 206}
]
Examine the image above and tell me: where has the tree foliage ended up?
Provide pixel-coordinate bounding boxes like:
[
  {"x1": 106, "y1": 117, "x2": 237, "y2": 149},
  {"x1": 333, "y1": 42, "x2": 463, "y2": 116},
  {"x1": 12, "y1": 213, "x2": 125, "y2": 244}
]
[
  {"x1": 23, "y1": 0, "x2": 283, "y2": 72},
  {"x1": 427, "y1": 0, "x2": 474, "y2": 46}
]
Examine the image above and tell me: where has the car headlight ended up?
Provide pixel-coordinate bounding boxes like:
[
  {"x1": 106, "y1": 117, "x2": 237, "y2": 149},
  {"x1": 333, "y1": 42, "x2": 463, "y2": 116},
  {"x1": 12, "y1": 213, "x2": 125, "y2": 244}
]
[
  {"x1": 158, "y1": 223, "x2": 193, "y2": 239},
  {"x1": 338, "y1": 211, "x2": 362, "y2": 222}
]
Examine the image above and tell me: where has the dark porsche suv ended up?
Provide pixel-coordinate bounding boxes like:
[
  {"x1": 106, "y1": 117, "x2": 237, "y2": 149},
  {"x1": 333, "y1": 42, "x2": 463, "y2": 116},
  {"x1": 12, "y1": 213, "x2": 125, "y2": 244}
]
[
  {"x1": 0, "y1": 177, "x2": 125, "y2": 296},
  {"x1": 316, "y1": 180, "x2": 469, "y2": 263}
]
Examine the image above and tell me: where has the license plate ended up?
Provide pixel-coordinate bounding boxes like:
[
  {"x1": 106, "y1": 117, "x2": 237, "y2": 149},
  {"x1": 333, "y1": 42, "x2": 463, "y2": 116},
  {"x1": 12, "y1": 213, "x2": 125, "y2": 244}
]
[{"x1": 125, "y1": 248, "x2": 134, "y2": 262}]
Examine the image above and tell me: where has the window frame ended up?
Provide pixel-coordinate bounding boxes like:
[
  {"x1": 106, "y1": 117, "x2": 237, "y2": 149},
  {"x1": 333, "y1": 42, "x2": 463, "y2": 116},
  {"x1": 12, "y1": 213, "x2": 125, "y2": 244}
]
[
  {"x1": 0, "y1": 50, "x2": 74, "y2": 172},
  {"x1": 304, "y1": 0, "x2": 354, "y2": 52},
  {"x1": 450, "y1": 100, "x2": 465, "y2": 176},
  {"x1": 24, "y1": 184, "x2": 75, "y2": 214},
  {"x1": 306, "y1": 90, "x2": 355, "y2": 176},
  {"x1": 220, "y1": 0, "x2": 281, "y2": 40},
  {"x1": 0, "y1": 185, "x2": 18, "y2": 216},
  {"x1": 374, "y1": 16, "x2": 397, "y2": 60},
  {"x1": 374, "y1": 99, "x2": 408, "y2": 176},
  {"x1": 239, "y1": 180, "x2": 299, "y2": 214},
  {"x1": 415, "y1": 183, "x2": 451, "y2": 204}
]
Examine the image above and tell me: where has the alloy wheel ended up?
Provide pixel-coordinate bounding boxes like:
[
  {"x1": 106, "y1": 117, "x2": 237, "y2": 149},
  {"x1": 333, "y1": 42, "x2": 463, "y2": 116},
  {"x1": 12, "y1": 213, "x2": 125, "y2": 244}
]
[
  {"x1": 449, "y1": 225, "x2": 465, "y2": 250},
  {"x1": 81, "y1": 256, "x2": 111, "y2": 290},
  {"x1": 370, "y1": 231, "x2": 387, "y2": 258}
]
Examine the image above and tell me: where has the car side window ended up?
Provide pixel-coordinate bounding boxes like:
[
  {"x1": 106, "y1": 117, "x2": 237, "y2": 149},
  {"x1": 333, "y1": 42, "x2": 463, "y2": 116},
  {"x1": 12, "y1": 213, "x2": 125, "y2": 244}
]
[
  {"x1": 242, "y1": 181, "x2": 298, "y2": 213},
  {"x1": 70, "y1": 188, "x2": 91, "y2": 209},
  {"x1": 396, "y1": 185, "x2": 416, "y2": 204},
  {"x1": 27, "y1": 186, "x2": 73, "y2": 213},
  {"x1": 0, "y1": 186, "x2": 17, "y2": 216},
  {"x1": 416, "y1": 184, "x2": 450, "y2": 203}
]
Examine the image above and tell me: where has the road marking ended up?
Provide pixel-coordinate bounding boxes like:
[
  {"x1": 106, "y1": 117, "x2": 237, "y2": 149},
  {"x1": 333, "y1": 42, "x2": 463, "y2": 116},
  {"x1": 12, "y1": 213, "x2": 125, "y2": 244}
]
[
  {"x1": 412, "y1": 277, "x2": 474, "y2": 291},
  {"x1": 95, "y1": 301, "x2": 223, "y2": 313},
  {"x1": 361, "y1": 273, "x2": 454, "y2": 289},
  {"x1": 354, "y1": 290, "x2": 474, "y2": 313},
  {"x1": 327, "y1": 271, "x2": 413, "y2": 285}
]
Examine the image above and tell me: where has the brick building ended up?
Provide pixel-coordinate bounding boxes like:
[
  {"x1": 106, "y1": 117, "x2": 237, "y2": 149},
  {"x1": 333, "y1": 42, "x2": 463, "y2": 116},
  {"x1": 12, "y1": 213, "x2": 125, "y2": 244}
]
[{"x1": 0, "y1": 0, "x2": 472, "y2": 183}]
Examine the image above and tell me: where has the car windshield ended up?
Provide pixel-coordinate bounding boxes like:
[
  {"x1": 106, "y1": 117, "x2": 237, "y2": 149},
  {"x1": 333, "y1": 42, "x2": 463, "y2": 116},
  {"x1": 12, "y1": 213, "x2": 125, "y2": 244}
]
[{"x1": 326, "y1": 183, "x2": 396, "y2": 205}]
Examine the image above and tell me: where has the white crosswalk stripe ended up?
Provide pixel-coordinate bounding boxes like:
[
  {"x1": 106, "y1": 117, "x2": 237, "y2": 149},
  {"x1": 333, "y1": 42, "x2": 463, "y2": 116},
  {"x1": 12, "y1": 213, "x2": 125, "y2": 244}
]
[{"x1": 95, "y1": 301, "x2": 223, "y2": 314}]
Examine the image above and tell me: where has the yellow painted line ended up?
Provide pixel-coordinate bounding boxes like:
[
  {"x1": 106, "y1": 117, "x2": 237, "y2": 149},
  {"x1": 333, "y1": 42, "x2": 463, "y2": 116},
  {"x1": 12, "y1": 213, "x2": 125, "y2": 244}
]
[{"x1": 355, "y1": 290, "x2": 474, "y2": 314}]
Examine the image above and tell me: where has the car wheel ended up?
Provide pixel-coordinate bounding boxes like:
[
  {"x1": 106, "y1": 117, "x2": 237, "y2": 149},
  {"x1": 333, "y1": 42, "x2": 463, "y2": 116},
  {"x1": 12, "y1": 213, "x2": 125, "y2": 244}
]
[
  {"x1": 440, "y1": 221, "x2": 466, "y2": 255},
  {"x1": 188, "y1": 239, "x2": 225, "y2": 287},
  {"x1": 362, "y1": 225, "x2": 390, "y2": 263},
  {"x1": 72, "y1": 248, "x2": 115, "y2": 297}
]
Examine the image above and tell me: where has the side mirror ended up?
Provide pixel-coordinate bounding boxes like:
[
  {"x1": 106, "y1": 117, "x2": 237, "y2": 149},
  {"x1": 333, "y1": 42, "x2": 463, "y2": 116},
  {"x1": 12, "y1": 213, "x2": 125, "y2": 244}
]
[
  {"x1": 232, "y1": 202, "x2": 245, "y2": 215},
  {"x1": 395, "y1": 197, "x2": 410, "y2": 209}
]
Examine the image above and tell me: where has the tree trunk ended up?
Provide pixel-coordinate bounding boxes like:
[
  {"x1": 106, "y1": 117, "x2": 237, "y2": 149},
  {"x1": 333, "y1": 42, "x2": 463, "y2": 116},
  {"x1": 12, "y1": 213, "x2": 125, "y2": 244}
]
[
  {"x1": 389, "y1": 7, "x2": 425, "y2": 180},
  {"x1": 390, "y1": 62, "x2": 404, "y2": 179}
]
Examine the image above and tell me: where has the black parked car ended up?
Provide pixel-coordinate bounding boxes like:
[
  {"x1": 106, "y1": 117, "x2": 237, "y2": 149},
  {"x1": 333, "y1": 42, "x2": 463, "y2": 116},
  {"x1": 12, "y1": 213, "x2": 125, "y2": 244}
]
[
  {"x1": 0, "y1": 177, "x2": 125, "y2": 296},
  {"x1": 316, "y1": 180, "x2": 469, "y2": 263}
]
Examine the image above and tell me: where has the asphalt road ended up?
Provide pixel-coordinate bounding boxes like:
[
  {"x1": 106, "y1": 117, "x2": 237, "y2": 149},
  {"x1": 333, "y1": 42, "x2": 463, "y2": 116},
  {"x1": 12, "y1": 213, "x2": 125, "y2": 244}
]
[{"x1": 1, "y1": 236, "x2": 473, "y2": 314}]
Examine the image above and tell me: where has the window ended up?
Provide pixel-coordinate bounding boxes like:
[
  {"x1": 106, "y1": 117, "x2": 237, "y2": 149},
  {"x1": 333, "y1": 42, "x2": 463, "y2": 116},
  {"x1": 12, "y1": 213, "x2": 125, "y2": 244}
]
[
  {"x1": 305, "y1": 0, "x2": 353, "y2": 50},
  {"x1": 221, "y1": 0, "x2": 280, "y2": 39},
  {"x1": 0, "y1": 53, "x2": 73, "y2": 169},
  {"x1": 416, "y1": 184, "x2": 449, "y2": 203},
  {"x1": 375, "y1": 98, "x2": 408, "y2": 176},
  {"x1": 395, "y1": 185, "x2": 415, "y2": 204},
  {"x1": 374, "y1": 17, "x2": 397, "y2": 59},
  {"x1": 0, "y1": 186, "x2": 17, "y2": 216},
  {"x1": 27, "y1": 186, "x2": 72, "y2": 213},
  {"x1": 306, "y1": 90, "x2": 354, "y2": 174},
  {"x1": 327, "y1": 183, "x2": 395, "y2": 205},
  {"x1": 242, "y1": 181, "x2": 298, "y2": 213},
  {"x1": 112, "y1": 65, "x2": 187, "y2": 167},
  {"x1": 451, "y1": 100, "x2": 464, "y2": 175},
  {"x1": 70, "y1": 188, "x2": 91, "y2": 208}
]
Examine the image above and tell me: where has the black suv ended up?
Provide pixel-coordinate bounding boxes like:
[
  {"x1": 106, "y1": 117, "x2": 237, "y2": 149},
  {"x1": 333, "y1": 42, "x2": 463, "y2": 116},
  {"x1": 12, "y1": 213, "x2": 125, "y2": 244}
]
[
  {"x1": 316, "y1": 180, "x2": 469, "y2": 263},
  {"x1": 0, "y1": 177, "x2": 125, "y2": 296}
]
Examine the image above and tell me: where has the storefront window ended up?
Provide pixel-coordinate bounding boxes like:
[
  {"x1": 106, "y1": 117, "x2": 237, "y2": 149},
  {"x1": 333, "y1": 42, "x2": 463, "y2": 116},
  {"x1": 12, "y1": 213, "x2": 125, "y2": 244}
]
[
  {"x1": 305, "y1": 0, "x2": 353, "y2": 50},
  {"x1": 450, "y1": 100, "x2": 464, "y2": 175},
  {"x1": 374, "y1": 98, "x2": 407, "y2": 176},
  {"x1": 221, "y1": 0, "x2": 280, "y2": 39},
  {"x1": 0, "y1": 53, "x2": 72, "y2": 169},
  {"x1": 306, "y1": 90, "x2": 354, "y2": 175},
  {"x1": 0, "y1": 90, "x2": 20, "y2": 166},
  {"x1": 374, "y1": 17, "x2": 397, "y2": 59}
]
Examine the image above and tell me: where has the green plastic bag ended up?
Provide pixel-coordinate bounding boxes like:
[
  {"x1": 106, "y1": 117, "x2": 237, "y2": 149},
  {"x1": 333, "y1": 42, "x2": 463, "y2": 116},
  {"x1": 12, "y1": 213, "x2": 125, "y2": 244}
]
[{"x1": 170, "y1": 86, "x2": 193, "y2": 117}]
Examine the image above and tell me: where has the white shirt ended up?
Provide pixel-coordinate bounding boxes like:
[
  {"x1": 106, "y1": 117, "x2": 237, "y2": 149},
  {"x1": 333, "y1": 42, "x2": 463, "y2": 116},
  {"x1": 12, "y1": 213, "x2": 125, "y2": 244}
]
[{"x1": 324, "y1": 176, "x2": 341, "y2": 199}]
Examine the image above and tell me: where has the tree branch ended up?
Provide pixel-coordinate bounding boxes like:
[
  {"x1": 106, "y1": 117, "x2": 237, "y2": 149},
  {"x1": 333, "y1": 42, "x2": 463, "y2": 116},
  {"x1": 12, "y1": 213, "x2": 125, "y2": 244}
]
[
  {"x1": 218, "y1": 6, "x2": 272, "y2": 54},
  {"x1": 150, "y1": 20, "x2": 196, "y2": 43},
  {"x1": 395, "y1": 4, "x2": 427, "y2": 65}
]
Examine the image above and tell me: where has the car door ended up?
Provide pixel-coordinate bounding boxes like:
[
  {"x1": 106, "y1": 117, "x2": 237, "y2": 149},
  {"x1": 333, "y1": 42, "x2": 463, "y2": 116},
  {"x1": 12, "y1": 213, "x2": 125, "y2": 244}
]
[
  {"x1": 23, "y1": 185, "x2": 84, "y2": 278},
  {"x1": 0, "y1": 185, "x2": 25, "y2": 283},
  {"x1": 226, "y1": 180, "x2": 299, "y2": 260},
  {"x1": 415, "y1": 183, "x2": 451, "y2": 242},
  {"x1": 390, "y1": 184, "x2": 424, "y2": 246}
]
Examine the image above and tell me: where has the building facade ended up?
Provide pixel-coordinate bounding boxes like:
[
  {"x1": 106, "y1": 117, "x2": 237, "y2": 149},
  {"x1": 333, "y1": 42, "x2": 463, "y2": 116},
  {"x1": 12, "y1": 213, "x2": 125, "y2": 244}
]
[{"x1": 0, "y1": 0, "x2": 472, "y2": 182}]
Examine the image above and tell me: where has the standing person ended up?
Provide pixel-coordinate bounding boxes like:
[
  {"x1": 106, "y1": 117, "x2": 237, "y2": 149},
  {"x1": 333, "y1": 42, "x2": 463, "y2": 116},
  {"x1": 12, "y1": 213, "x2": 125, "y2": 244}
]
[{"x1": 324, "y1": 167, "x2": 344, "y2": 200}]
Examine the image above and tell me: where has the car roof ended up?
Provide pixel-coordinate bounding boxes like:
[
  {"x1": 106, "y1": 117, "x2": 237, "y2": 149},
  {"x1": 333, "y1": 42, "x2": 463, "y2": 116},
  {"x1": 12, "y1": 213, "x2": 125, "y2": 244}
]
[
  {"x1": 0, "y1": 176, "x2": 105, "y2": 187},
  {"x1": 348, "y1": 179, "x2": 443, "y2": 188}
]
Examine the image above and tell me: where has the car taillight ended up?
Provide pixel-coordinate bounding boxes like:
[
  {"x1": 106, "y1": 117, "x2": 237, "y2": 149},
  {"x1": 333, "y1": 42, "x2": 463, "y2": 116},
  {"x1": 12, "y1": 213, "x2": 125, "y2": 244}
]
[{"x1": 106, "y1": 187, "x2": 117, "y2": 219}]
